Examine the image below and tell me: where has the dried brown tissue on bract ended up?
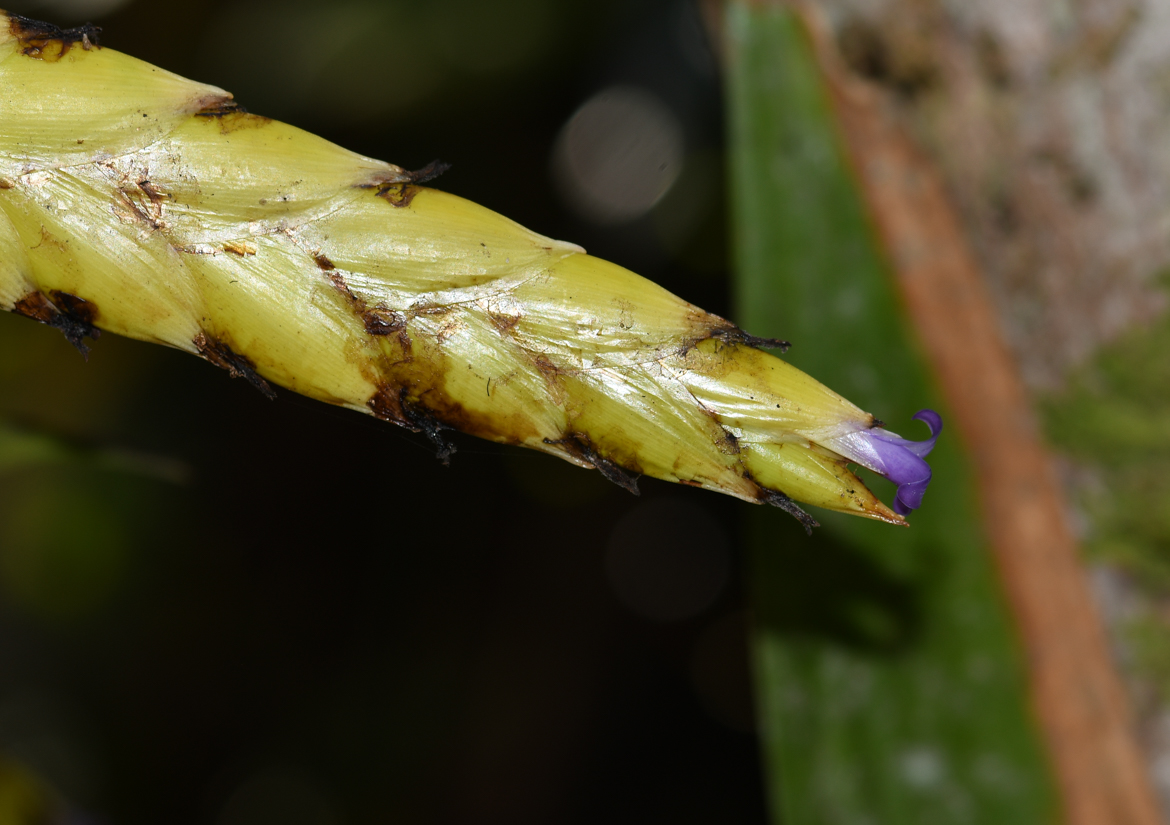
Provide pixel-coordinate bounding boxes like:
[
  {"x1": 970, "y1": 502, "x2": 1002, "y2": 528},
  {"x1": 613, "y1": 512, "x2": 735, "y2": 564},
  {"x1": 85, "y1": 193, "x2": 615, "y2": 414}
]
[
  {"x1": 193, "y1": 332, "x2": 276, "y2": 401},
  {"x1": 114, "y1": 182, "x2": 169, "y2": 232},
  {"x1": 356, "y1": 161, "x2": 450, "y2": 208},
  {"x1": 316, "y1": 262, "x2": 411, "y2": 344},
  {"x1": 365, "y1": 385, "x2": 459, "y2": 465},
  {"x1": 0, "y1": 9, "x2": 929, "y2": 526},
  {"x1": 376, "y1": 183, "x2": 421, "y2": 209},
  {"x1": 546, "y1": 433, "x2": 642, "y2": 496},
  {"x1": 8, "y1": 13, "x2": 100, "y2": 61},
  {"x1": 707, "y1": 325, "x2": 791, "y2": 352},
  {"x1": 759, "y1": 487, "x2": 819, "y2": 535},
  {"x1": 11, "y1": 290, "x2": 102, "y2": 358},
  {"x1": 192, "y1": 95, "x2": 273, "y2": 134}
]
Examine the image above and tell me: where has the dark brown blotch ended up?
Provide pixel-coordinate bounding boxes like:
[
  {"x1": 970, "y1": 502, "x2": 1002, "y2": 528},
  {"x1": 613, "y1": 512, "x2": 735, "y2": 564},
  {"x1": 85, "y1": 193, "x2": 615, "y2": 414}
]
[
  {"x1": 367, "y1": 384, "x2": 410, "y2": 427},
  {"x1": 320, "y1": 266, "x2": 413, "y2": 349},
  {"x1": 137, "y1": 179, "x2": 167, "y2": 209},
  {"x1": 194, "y1": 96, "x2": 246, "y2": 117},
  {"x1": 365, "y1": 371, "x2": 549, "y2": 462},
  {"x1": 193, "y1": 98, "x2": 272, "y2": 134},
  {"x1": 194, "y1": 332, "x2": 276, "y2": 400},
  {"x1": 488, "y1": 311, "x2": 521, "y2": 335},
  {"x1": 366, "y1": 386, "x2": 455, "y2": 464},
  {"x1": 546, "y1": 433, "x2": 641, "y2": 496},
  {"x1": 9, "y1": 13, "x2": 100, "y2": 61},
  {"x1": 116, "y1": 182, "x2": 167, "y2": 231},
  {"x1": 12, "y1": 291, "x2": 58, "y2": 324},
  {"x1": 362, "y1": 308, "x2": 409, "y2": 342},
  {"x1": 11, "y1": 290, "x2": 99, "y2": 358},
  {"x1": 402, "y1": 397, "x2": 456, "y2": 465},
  {"x1": 532, "y1": 354, "x2": 561, "y2": 381},
  {"x1": 47, "y1": 290, "x2": 101, "y2": 359},
  {"x1": 375, "y1": 183, "x2": 421, "y2": 209}
]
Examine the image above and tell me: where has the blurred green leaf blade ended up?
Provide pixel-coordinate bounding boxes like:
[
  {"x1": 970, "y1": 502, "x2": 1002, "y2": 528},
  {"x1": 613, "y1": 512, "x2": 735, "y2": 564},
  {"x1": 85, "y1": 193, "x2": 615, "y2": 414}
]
[
  {"x1": 724, "y1": 4, "x2": 1057, "y2": 823},
  {"x1": 0, "y1": 420, "x2": 188, "y2": 483}
]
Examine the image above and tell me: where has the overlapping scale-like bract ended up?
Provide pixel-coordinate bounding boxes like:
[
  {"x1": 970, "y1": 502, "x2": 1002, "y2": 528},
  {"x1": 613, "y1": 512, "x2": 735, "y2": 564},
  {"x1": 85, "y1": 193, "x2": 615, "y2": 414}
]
[{"x1": 0, "y1": 11, "x2": 937, "y2": 528}]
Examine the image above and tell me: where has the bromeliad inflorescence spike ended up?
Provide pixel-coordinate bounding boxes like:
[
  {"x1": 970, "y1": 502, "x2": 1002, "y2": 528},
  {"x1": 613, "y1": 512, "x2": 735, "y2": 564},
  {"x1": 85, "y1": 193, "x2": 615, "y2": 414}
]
[{"x1": 0, "y1": 11, "x2": 939, "y2": 530}]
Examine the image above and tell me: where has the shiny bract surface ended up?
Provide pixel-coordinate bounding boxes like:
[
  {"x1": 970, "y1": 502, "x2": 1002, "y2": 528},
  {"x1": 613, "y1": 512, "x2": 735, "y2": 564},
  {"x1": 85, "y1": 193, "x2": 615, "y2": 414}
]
[{"x1": 0, "y1": 11, "x2": 932, "y2": 526}]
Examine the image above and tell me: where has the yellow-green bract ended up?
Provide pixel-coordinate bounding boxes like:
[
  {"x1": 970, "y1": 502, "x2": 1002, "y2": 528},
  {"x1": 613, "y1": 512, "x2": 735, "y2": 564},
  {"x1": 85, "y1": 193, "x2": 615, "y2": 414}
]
[{"x1": 0, "y1": 10, "x2": 915, "y2": 529}]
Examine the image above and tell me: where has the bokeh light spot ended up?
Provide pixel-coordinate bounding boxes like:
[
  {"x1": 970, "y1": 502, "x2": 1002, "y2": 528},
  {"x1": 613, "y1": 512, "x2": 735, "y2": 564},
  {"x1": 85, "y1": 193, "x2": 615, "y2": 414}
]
[{"x1": 553, "y1": 86, "x2": 684, "y2": 225}]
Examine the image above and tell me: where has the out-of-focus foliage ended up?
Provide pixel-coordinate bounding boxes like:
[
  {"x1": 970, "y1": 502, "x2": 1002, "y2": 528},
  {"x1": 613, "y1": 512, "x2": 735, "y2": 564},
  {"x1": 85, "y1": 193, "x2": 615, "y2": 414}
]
[
  {"x1": 1045, "y1": 304, "x2": 1170, "y2": 708},
  {"x1": 0, "y1": 756, "x2": 68, "y2": 825},
  {"x1": 725, "y1": 4, "x2": 1056, "y2": 823},
  {"x1": 1046, "y1": 308, "x2": 1170, "y2": 588},
  {"x1": 0, "y1": 421, "x2": 187, "y2": 481}
]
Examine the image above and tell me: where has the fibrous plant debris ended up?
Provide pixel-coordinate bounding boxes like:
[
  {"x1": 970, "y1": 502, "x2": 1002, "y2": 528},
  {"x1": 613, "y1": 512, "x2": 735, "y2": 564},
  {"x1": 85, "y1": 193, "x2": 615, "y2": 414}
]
[{"x1": 0, "y1": 11, "x2": 939, "y2": 529}]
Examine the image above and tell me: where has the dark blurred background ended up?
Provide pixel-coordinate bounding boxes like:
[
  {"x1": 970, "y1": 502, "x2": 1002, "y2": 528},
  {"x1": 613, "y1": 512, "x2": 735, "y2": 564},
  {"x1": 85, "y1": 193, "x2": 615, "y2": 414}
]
[{"x1": 0, "y1": 0, "x2": 778, "y2": 822}]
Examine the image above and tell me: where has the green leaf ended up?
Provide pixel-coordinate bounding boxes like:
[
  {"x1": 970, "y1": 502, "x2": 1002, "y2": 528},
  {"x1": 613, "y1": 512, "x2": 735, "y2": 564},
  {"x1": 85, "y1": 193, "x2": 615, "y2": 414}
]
[
  {"x1": 725, "y1": 5, "x2": 1056, "y2": 823},
  {"x1": 0, "y1": 420, "x2": 188, "y2": 483}
]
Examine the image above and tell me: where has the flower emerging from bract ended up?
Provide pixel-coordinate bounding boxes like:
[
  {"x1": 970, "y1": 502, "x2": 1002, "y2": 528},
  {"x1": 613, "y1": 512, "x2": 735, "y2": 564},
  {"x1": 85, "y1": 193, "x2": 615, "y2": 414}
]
[{"x1": 822, "y1": 410, "x2": 943, "y2": 515}]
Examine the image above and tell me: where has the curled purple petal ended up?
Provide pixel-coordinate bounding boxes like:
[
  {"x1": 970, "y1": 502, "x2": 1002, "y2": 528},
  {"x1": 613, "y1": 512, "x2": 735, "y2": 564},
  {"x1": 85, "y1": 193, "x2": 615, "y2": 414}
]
[{"x1": 821, "y1": 409, "x2": 942, "y2": 516}]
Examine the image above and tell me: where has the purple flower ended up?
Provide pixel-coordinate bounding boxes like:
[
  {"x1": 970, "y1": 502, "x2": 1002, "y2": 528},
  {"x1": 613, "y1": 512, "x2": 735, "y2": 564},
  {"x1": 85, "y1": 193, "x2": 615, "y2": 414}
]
[{"x1": 821, "y1": 410, "x2": 942, "y2": 516}]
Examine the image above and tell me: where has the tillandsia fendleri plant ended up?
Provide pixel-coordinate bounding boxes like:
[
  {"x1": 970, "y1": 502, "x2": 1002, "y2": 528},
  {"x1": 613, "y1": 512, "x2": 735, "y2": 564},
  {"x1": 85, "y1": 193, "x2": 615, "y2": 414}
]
[{"x1": 0, "y1": 12, "x2": 939, "y2": 532}]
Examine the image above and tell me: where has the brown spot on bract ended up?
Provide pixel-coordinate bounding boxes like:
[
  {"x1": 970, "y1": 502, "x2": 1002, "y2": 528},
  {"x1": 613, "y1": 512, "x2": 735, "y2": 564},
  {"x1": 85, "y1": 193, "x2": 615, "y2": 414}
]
[
  {"x1": 12, "y1": 291, "x2": 57, "y2": 324},
  {"x1": 137, "y1": 179, "x2": 167, "y2": 208},
  {"x1": 194, "y1": 332, "x2": 276, "y2": 400},
  {"x1": 546, "y1": 433, "x2": 641, "y2": 495},
  {"x1": 193, "y1": 96, "x2": 245, "y2": 117},
  {"x1": 116, "y1": 182, "x2": 167, "y2": 231},
  {"x1": 366, "y1": 385, "x2": 455, "y2": 464},
  {"x1": 489, "y1": 311, "x2": 521, "y2": 335},
  {"x1": 376, "y1": 183, "x2": 420, "y2": 208},
  {"x1": 193, "y1": 98, "x2": 272, "y2": 134},
  {"x1": 324, "y1": 270, "x2": 357, "y2": 303},
  {"x1": 0, "y1": 178, "x2": 14, "y2": 190},
  {"x1": 218, "y1": 112, "x2": 272, "y2": 134},
  {"x1": 318, "y1": 265, "x2": 413, "y2": 349},
  {"x1": 49, "y1": 291, "x2": 98, "y2": 325},
  {"x1": 8, "y1": 13, "x2": 100, "y2": 61},
  {"x1": 47, "y1": 290, "x2": 101, "y2": 359},
  {"x1": 533, "y1": 354, "x2": 561, "y2": 380},
  {"x1": 362, "y1": 308, "x2": 410, "y2": 343},
  {"x1": 367, "y1": 384, "x2": 409, "y2": 426}
]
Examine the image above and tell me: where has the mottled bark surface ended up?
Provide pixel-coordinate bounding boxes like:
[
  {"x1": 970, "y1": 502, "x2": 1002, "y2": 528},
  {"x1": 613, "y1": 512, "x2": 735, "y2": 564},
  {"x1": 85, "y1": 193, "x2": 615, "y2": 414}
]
[
  {"x1": 809, "y1": 0, "x2": 1170, "y2": 818},
  {"x1": 823, "y1": 0, "x2": 1169, "y2": 390}
]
